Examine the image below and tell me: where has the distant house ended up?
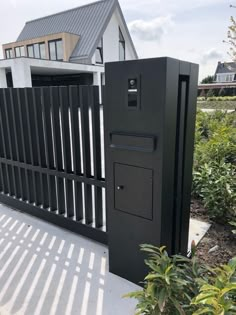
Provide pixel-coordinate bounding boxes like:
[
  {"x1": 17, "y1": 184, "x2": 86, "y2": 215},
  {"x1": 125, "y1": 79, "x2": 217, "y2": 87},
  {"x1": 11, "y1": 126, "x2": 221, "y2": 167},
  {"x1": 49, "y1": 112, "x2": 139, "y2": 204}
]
[
  {"x1": 214, "y1": 61, "x2": 236, "y2": 83},
  {"x1": 198, "y1": 61, "x2": 236, "y2": 96},
  {"x1": 0, "y1": 0, "x2": 138, "y2": 92}
]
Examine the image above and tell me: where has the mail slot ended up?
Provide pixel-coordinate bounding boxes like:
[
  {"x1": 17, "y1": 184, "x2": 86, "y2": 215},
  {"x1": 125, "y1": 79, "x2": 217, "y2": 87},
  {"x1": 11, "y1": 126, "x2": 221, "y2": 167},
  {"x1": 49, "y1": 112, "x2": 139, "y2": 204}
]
[{"x1": 104, "y1": 57, "x2": 199, "y2": 284}]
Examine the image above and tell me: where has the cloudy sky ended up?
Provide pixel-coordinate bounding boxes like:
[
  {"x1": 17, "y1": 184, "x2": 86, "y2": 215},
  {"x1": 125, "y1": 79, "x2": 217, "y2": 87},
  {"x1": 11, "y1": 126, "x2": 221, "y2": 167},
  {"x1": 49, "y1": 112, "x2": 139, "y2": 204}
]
[{"x1": 0, "y1": 0, "x2": 233, "y2": 80}]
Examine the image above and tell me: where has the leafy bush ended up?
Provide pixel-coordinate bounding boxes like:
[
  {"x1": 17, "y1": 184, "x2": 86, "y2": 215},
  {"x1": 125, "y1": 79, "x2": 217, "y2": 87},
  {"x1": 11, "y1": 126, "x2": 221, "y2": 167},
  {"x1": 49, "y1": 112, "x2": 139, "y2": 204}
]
[
  {"x1": 193, "y1": 111, "x2": 236, "y2": 221},
  {"x1": 197, "y1": 97, "x2": 206, "y2": 102},
  {"x1": 191, "y1": 257, "x2": 236, "y2": 315},
  {"x1": 125, "y1": 245, "x2": 236, "y2": 315},
  {"x1": 206, "y1": 96, "x2": 236, "y2": 101},
  {"x1": 193, "y1": 162, "x2": 236, "y2": 220},
  {"x1": 124, "y1": 245, "x2": 205, "y2": 315}
]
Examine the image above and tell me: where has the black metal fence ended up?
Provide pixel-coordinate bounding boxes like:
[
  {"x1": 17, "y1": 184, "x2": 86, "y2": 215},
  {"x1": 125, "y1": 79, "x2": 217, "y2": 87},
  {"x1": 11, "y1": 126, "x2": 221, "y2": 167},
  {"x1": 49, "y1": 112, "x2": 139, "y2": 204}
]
[{"x1": 0, "y1": 86, "x2": 107, "y2": 244}]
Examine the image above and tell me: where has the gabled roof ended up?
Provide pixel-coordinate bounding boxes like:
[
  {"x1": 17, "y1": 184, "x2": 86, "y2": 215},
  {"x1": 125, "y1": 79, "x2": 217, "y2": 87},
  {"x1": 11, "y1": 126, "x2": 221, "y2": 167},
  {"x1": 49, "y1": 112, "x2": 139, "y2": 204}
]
[
  {"x1": 16, "y1": 0, "x2": 138, "y2": 63},
  {"x1": 215, "y1": 61, "x2": 236, "y2": 75}
]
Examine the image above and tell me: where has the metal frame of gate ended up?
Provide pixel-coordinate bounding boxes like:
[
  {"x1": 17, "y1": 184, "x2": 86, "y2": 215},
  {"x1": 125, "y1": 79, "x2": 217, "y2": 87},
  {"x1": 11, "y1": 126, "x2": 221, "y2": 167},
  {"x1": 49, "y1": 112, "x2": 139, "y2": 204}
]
[{"x1": 0, "y1": 86, "x2": 107, "y2": 244}]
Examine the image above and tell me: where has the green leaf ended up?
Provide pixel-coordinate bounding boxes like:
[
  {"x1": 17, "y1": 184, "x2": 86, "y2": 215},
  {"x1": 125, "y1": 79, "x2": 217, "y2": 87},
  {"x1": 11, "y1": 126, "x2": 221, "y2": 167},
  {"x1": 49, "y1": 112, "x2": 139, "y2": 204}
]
[
  {"x1": 169, "y1": 297, "x2": 186, "y2": 315},
  {"x1": 192, "y1": 307, "x2": 214, "y2": 315},
  {"x1": 123, "y1": 290, "x2": 143, "y2": 299},
  {"x1": 157, "y1": 288, "x2": 167, "y2": 312}
]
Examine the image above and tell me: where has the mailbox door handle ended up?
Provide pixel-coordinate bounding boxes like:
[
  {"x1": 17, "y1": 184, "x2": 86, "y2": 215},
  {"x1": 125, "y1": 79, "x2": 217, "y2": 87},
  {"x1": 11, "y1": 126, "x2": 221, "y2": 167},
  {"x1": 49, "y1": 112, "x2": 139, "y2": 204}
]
[{"x1": 117, "y1": 185, "x2": 124, "y2": 190}]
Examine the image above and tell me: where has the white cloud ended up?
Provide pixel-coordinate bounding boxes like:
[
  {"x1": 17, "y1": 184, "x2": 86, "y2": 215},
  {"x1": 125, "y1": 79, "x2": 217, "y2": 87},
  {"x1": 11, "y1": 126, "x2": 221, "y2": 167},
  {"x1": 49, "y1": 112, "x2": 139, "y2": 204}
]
[
  {"x1": 10, "y1": 0, "x2": 17, "y2": 8},
  {"x1": 201, "y1": 48, "x2": 223, "y2": 64},
  {"x1": 128, "y1": 16, "x2": 173, "y2": 42}
]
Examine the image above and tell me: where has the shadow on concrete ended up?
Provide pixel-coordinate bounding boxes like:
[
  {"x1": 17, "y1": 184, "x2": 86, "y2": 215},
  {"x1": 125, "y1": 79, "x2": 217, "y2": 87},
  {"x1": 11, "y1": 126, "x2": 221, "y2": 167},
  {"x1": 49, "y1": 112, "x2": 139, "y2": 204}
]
[{"x1": 0, "y1": 204, "x2": 139, "y2": 315}]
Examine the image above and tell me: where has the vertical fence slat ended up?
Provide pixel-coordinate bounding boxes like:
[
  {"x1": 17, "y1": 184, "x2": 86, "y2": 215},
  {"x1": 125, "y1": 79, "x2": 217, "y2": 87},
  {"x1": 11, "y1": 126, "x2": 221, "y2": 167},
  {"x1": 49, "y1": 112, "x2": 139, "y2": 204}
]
[
  {"x1": 59, "y1": 87, "x2": 73, "y2": 218},
  {"x1": 1, "y1": 90, "x2": 12, "y2": 160},
  {"x1": 3, "y1": 90, "x2": 18, "y2": 197},
  {"x1": 49, "y1": 175, "x2": 57, "y2": 211},
  {"x1": 80, "y1": 86, "x2": 93, "y2": 224},
  {"x1": 0, "y1": 165, "x2": 3, "y2": 192},
  {"x1": 17, "y1": 89, "x2": 31, "y2": 201},
  {"x1": 57, "y1": 178, "x2": 65, "y2": 215},
  {"x1": 42, "y1": 88, "x2": 57, "y2": 211},
  {"x1": 51, "y1": 87, "x2": 65, "y2": 214},
  {"x1": 2, "y1": 90, "x2": 15, "y2": 196},
  {"x1": 42, "y1": 173, "x2": 49, "y2": 209},
  {"x1": 51, "y1": 87, "x2": 63, "y2": 171},
  {"x1": 0, "y1": 90, "x2": 11, "y2": 194},
  {"x1": 74, "y1": 181, "x2": 83, "y2": 221},
  {"x1": 33, "y1": 88, "x2": 48, "y2": 207},
  {"x1": 32, "y1": 88, "x2": 44, "y2": 207},
  {"x1": 1, "y1": 164, "x2": 9, "y2": 194},
  {"x1": 35, "y1": 171, "x2": 43, "y2": 206},
  {"x1": 24, "y1": 89, "x2": 37, "y2": 203},
  {"x1": 10, "y1": 89, "x2": 23, "y2": 199},
  {"x1": 69, "y1": 86, "x2": 83, "y2": 221},
  {"x1": 91, "y1": 86, "x2": 103, "y2": 227}
]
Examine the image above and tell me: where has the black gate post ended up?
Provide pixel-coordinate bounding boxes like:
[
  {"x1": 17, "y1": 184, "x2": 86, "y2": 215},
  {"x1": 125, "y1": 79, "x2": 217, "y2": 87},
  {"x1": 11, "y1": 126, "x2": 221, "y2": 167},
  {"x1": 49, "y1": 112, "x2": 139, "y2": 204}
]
[{"x1": 104, "y1": 57, "x2": 199, "y2": 284}]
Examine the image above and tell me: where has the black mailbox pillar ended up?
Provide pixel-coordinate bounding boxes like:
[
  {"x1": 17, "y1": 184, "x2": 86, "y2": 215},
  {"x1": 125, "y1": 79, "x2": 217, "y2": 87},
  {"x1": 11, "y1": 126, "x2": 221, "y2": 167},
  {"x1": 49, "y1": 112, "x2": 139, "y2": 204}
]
[{"x1": 104, "y1": 57, "x2": 199, "y2": 284}]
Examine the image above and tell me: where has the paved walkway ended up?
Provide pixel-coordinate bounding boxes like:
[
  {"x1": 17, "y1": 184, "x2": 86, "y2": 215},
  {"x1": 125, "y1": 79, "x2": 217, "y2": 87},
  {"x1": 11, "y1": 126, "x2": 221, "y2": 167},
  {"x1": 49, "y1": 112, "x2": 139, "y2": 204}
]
[{"x1": 0, "y1": 204, "x2": 140, "y2": 315}]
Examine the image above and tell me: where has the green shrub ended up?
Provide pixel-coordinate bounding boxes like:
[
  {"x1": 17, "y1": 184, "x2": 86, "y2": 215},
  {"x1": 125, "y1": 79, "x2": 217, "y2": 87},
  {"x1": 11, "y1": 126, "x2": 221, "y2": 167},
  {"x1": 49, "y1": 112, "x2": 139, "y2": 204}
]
[
  {"x1": 197, "y1": 97, "x2": 206, "y2": 102},
  {"x1": 193, "y1": 111, "x2": 236, "y2": 221},
  {"x1": 124, "y1": 245, "x2": 205, "y2": 315},
  {"x1": 205, "y1": 96, "x2": 236, "y2": 101},
  {"x1": 191, "y1": 257, "x2": 236, "y2": 315},
  {"x1": 125, "y1": 245, "x2": 236, "y2": 315},
  {"x1": 193, "y1": 161, "x2": 236, "y2": 220}
]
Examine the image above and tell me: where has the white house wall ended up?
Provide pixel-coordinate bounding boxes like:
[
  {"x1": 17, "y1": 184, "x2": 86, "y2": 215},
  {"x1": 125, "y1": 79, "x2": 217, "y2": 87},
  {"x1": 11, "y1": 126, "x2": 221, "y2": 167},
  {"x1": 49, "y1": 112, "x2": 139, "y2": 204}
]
[
  {"x1": 93, "y1": 8, "x2": 137, "y2": 64},
  {"x1": 0, "y1": 58, "x2": 104, "y2": 88}
]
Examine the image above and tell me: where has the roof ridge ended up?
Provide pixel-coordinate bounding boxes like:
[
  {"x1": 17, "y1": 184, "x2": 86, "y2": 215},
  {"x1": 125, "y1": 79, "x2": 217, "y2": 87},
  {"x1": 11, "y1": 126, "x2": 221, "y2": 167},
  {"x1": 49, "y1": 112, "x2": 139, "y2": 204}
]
[{"x1": 25, "y1": 0, "x2": 114, "y2": 24}]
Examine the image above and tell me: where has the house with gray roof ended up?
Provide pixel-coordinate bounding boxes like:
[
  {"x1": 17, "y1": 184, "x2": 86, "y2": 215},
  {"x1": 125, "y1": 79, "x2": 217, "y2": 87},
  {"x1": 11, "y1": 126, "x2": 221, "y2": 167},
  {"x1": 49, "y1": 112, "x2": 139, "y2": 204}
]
[
  {"x1": 0, "y1": 0, "x2": 138, "y2": 91},
  {"x1": 214, "y1": 61, "x2": 236, "y2": 82}
]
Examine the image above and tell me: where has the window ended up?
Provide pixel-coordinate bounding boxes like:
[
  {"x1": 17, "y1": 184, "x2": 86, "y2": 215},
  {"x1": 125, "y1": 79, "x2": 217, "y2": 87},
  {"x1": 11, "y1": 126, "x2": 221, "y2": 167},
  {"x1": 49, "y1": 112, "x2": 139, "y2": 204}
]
[
  {"x1": 34, "y1": 44, "x2": 40, "y2": 59},
  {"x1": 48, "y1": 39, "x2": 63, "y2": 61},
  {"x1": 119, "y1": 28, "x2": 125, "y2": 61},
  {"x1": 95, "y1": 38, "x2": 103, "y2": 64},
  {"x1": 27, "y1": 45, "x2": 34, "y2": 58},
  {"x1": 27, "y1": 43, "x2": 46, "y2": 59},
  {"x1": 216, "y1": 73, "x2": 235, "y2": 83},
  {"x1": 15, "y1": 46, "x2": 25, "y2": 57},
  {"x1": 39, "y1": 43, "x2": 46, "y2": 59},
  {"x1": 5, "y1": 48, "x2": 13, "y2": 59}
]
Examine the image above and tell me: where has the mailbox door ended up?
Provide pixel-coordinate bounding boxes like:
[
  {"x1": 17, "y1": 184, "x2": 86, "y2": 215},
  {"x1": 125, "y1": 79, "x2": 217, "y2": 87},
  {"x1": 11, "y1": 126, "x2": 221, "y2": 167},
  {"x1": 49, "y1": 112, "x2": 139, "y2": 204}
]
[{"x1": 114, "y1": 163, "x2": 153, "y2": 220}]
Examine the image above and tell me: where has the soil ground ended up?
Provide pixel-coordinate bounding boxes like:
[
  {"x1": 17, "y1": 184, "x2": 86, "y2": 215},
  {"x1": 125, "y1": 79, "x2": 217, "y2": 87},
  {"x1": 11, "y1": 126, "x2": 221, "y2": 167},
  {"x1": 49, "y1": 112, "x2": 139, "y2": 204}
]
[{"x1": 190, "y1": 199, "x2": 236, "y2": 266}]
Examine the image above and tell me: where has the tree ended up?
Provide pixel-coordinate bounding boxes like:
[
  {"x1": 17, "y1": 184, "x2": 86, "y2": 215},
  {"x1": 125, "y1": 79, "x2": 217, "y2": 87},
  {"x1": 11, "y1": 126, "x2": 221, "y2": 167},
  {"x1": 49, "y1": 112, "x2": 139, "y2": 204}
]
[
  {"x1": 201, "y1": 75, "x2": 214, "y2": 84},
  {"x1": 227, "y1": 16, "x2": 236, "y2": 61}
]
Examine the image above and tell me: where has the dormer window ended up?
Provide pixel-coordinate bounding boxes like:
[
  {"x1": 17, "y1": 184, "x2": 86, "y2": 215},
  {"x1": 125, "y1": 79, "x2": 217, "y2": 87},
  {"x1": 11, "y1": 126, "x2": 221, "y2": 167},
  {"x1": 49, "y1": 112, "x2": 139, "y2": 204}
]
[
  {"x1": 27, "y1": 43, "x2": 46, "y2": 59},
  {"x1": 48, "y1": 39, "x2": 63, "y2": 61},
  {"x1": 15, "y1": 46, "x2": 25, "y2": 57},
  {"x1": 95, "y1": 38, "x2": 103, "y2": 64},
  {"x1": 5, "y1": 48, "x2": 13, "y2": 59},
  {"x1": 119, "y1": 28, "x2": 125, "y2": 61}
]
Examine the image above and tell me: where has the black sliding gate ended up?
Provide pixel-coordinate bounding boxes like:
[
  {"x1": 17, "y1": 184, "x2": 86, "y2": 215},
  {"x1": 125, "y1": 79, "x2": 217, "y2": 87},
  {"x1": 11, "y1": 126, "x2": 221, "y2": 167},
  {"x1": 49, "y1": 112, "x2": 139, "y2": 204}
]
[
  {"x1": 0, "y1": 86, "x2": 107, "y2": 244},
  {"x1": 0, "y1": 58, "x2": 199, "y2": 285}
]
